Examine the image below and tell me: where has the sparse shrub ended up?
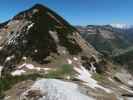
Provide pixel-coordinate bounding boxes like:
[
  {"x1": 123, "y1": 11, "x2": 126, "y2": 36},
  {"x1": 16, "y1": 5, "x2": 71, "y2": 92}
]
[
  {"x1": 93, "y1": 73, "x2": 105, "y2": 82},
  {"x1": 46, "y1": 64, "x2": 74, "y2": 79},
  {"x1": 0, "y1": 74, "x2": 42, "y2": 97},
  {"x1": 0, "y1": 64, "x2": 74, "y2": 97}
]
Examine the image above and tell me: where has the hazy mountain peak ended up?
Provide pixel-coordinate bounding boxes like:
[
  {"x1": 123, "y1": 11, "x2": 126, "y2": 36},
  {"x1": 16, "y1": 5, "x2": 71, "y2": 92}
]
[{"x1": 110, "y1": 24, "x2": 131, "y2": 29}]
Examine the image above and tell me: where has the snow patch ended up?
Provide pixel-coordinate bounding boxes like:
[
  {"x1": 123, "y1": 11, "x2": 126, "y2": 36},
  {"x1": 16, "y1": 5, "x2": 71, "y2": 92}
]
[
  {"x1": 67, "y1": 59, "x2": 72, "y2": 64},
  {"x1": 74, "y1": 66, "x2": 112, "y2": 93},
  {"x1": 18, "y1": 63, "x2": 25, "y2": 69},
  {"x1": 27, "y1": 23, "x2": 34, "y2": 30},
  {"x1": 18, "y1": 63, "x2": 34, "y2": 69},
  {"x1": 73, "y1": 57, "x2": 78, "y2": 61},
  {"x1": 25, "y1": 64, "x2": 35, "y2": 69},
  {"x1": 34, "y1": 49, "x2": 38, "y2": 53},
  {"x1": 22, "y1": 56, "x2": 27, "y2": 60},
  {"x1": 11, "y1": 70, "x2": 26, "y2": 76},
  {"x1": 0, "y1": 46, "x2": 3, "y2": 50},
  {"x1": 5, "y1": 55, "x2": 15, "y2": 62},
  {"x1": 42, "y1": 68, "x2": 51, "y2": 71},
  {"x1": 0, "y1": 66, "x2": 3, "y2": 77},
  {"x1": 90, "y1": 63, "x2": 96, "y2": 73},
  {"x1": 18, "y1": 63, "x2": 51, "y2": 73}
]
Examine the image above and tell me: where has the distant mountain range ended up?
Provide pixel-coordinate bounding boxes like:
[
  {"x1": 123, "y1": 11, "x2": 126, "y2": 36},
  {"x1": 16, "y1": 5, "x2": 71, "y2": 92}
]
[
  {"x1": 110, "y1": 24, "x2": 133, "y2": 29},
  {"x1": 76, "y1": 25, "x2": 133, "y2": 55},
  {"x1": 76, "y1": 25, "x2": 133, "y2": 73}
]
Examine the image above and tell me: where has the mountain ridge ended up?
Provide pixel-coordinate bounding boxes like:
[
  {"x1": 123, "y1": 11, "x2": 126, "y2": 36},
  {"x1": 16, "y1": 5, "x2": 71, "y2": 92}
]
[
  {"x1": 0, "y1": 4, "x2": 100, "y2": 76},
  {"x1": 0, "y1": 4, "x2": 133, "y2": 100}
]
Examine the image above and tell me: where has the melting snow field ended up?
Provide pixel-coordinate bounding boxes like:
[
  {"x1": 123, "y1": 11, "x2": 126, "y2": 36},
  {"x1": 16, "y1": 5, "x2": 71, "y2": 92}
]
[
  {"x1": 21, "y1": 79, "x2": 95, "y2": 100},
  {"x1": 67, "y1": 59, "x2": 72, "y2": 64},
  {"x1": 11, "y1": 63, "x2": 51, "y2": 76},
  {"x1": 18, "y1": 63, "x2": 35, "y2": 69},
  {"x1": 11, "y1": 70, "x2": 26, "y2": 76},
  {"x1": 74, "y1": 66, "x2": 112, "y2": 93}
]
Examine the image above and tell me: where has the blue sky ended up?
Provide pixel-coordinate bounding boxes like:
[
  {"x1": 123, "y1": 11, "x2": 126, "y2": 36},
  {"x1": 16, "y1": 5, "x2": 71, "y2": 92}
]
[{"x1": 0, "y1": 0, "x2": 133, "y2": 25}]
